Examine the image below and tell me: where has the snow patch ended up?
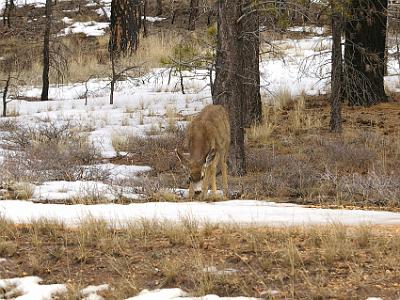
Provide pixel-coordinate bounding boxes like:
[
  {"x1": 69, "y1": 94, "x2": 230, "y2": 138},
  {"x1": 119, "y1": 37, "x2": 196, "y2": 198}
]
[
  {"x1": 61, "y1": 16, "x2": 74, "y2": 24},
  {"x1": 143, "y1": 16, "x2": 167, "y2": 23},
  {"x1": 58, "y1": 21, "x2": 109, "y2": 37},
  {"x1": 203, "y1": 266, "x2": 238, "y2": 275},
  {"x1": 1, "y1": 200, "x2": 400, "y2": 227},
  {"x1": 32, "y1": 180, "x2": 140, "y2": 202},
  {"x1": 125, "y1": 288, "x2": 261, "y2": 300},
  {"x1": 288, "y1": 26, "x2": 326, "y2": 35},
  {"x1": 81, "y1": 284, "x2": 109, "y2": 300},
  {"x1": 87, "y1": 163, "x2": 152, "y2": 181},
  {"x1": 0, "y1": 276, "x2": 66, "y2": 300}
]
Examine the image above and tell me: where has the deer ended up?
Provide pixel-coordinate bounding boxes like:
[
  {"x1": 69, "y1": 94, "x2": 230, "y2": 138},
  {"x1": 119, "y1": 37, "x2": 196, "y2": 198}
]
[{"x1": 176, "y1": 104, "x2": 230, "y2": 200}]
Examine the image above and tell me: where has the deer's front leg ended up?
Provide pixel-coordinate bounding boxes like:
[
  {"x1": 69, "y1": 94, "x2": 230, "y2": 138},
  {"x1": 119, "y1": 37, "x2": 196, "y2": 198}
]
[
  {"x1": 201, "y1": 169, "x2": 211, "y2": 200},
  {"x1": 221, "y1": 153, "x2": 228, "y2": 198},
  {"x1": 210, "y1": 160, "x2": 218, "y2": 195},
  {"x1": 189, "y1": 182, "x2": 195, "y2": 200}
]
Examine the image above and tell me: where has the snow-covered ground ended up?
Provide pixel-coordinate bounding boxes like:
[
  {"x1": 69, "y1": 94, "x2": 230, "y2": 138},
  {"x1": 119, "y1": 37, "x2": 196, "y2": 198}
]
[
  {"x1": 1, "y1": 28, "x2": 400, "y2": 227},
  {"x1": 1, "y1": 200, "x2": 400, "y2": 227},
  {"x1": 0, "y1": 277, "x2": 261, "y2": 300},
  {"x1": 1, "y1": 2, "x2": 400, "y2": 299},
  {"x1": 30, "y1": 164, "x2": 151, "y2": 202},
  {"x1": 58, "y1": 21, "x2": 110, "y2": 37}
]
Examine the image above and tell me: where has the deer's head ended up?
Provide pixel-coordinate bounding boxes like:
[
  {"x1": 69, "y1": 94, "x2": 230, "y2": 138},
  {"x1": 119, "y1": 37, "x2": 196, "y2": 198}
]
[{"x1": 176, "y1": 148, "x2": 216, "y2": 193}]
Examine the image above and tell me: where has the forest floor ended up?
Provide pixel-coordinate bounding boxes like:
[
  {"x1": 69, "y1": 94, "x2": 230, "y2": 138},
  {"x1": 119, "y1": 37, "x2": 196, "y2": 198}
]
[
  {"x1": 1, "y1": 219, "x2": 400, "y2": 299},
  {"x1": 1, "y1": 1, "x2": 400, "y2": 299}
]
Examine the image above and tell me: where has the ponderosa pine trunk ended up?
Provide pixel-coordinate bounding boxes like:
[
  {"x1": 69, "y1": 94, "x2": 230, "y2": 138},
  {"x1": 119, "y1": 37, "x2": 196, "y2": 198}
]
[
  {"x1": 109, "y1": 0, "x2": 141, "y2": 56},
  {"x1": 344, "y1": 0, "x2": 388, "y2": 105},
  {"x1": 143, "y1": 0, "x2": 148, "y2": 37},
  {"x1": 240, "y1": 0, "x2": 262, "y2": 127},
  {"x1": 213, "y1": 0, "x2": 245, "y2": 176},
  {"x1": 41, "y1": 0, "x2": 52, "y2": 101},
  {"x1": 2, "y1": 73, "x2": 11, "y2": 117},
  {"x1": 156, "y1": 0, "x2": 163, "y2": 15},
  {"x1": 188, "y1": 0, "x2": 199, "y2": 30},
  {"x1": 330, "y1": 6, "x2": 343, "y2": 132}
]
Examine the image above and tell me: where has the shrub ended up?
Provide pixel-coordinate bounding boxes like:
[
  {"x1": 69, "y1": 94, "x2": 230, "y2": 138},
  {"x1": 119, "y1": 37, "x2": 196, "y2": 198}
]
[
  {"x1": 123, "y1": 126, "x2": 186, "y2": 174},
  {"x1": 1, "y1": 119, "x2": 101, "y2": 183}
]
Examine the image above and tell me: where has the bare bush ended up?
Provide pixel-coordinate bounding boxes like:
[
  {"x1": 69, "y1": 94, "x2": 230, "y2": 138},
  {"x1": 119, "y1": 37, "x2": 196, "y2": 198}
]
[
  {"x1": 246, "y1": 148, "x2": 319, "y2": 198},
  {"x1": 123, "y1": 126, "x2": 186, "y2": 173},
  {"x1": 319, "y1": 140, "x2": 376, "y2": 173},
  {"x1": 335, "y1": 172, "x2": 400, "y2": 206},
  {"x1": 125, "y1": 174, "x2": 181, "y2": 202},
  {"x1": 1, "y1": 119, "x2": 101, "y2": 183}
]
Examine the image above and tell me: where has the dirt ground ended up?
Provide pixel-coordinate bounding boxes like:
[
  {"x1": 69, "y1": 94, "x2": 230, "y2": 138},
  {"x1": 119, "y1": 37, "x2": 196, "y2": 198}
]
[{"x1": 1, "y1": 220, "x2": 400, "y2": 299}]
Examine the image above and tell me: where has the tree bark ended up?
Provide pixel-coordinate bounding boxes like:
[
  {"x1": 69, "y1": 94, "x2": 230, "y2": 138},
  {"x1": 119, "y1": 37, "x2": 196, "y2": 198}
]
[
  {"x1": 213, "y1": 0, "x2": 246, "y2": 176},
  {"x1": 3, "y1": 0, "x2": 15, "y2": 28},
  {"x1": 6, "y1": 0, "x2": 15, "y2": 27},
  {"x1": 240, "y1": 0, "x2": 262, "y2": 127},
  {"x1": 156, "y1": 0, "x2": 163, "y2": 16},
  {"x1": 330, "y1": 7, "x2": 343, "y2": 132},
  {"x1": 109, "y1": 0, "x2": 141, "y2": 56},
  {"x1": 344, "y1": 0, "x2": 388, "y2": 105},
  {"x1": 188, "y1": 0, "x2": 199, "y2": 30},
  {"x1": 2, "y1": 73, "x2": 11, "y2": 117},
  {"x1": 143, "y1": 0, "x2": 148, "y2": 37},
  {"x1": 41, "y1": 0, "x2": 52, "y2": 101},
  {"x1": 2, "y1": 0, "x2": 7, "y2": 26}
]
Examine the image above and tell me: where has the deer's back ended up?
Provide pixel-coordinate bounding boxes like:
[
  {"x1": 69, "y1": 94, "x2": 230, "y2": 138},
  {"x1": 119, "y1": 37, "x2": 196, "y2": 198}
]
[{"x1": 187, "y1": 105, "x2": 230, "y2": 154}]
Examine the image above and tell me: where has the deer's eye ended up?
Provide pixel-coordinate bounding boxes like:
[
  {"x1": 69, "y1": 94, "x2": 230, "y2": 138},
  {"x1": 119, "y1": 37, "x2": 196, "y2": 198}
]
[{"x1": 188, "y1": 175, "x2": 193, "y2": 182}]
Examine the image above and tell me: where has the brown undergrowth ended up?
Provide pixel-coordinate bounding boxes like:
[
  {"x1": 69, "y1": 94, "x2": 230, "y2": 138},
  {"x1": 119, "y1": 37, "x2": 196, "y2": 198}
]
[
  {"x1": 0, "y1": 218, "x2": 399, "y2": 299},
  {"x1": 241, "y1": 95, "x2": 400, "y2": 208},
  {"x1": 114, "y1": 95, "x2": 400, "y2": 208}
]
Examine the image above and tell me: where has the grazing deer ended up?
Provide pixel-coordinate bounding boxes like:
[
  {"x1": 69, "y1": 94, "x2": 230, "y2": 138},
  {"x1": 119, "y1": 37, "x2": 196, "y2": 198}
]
[{"x1": 176, "y1": 104, "x2": 230, "y2": 200}]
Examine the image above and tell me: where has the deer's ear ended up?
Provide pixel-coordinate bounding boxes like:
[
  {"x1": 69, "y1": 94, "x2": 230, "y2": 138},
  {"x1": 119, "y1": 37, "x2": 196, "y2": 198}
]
[
  {"x1": 205, "y1": 148, "x2": 216, "y2": 166},
  {"x1": 176, "y1": 148, "x2": 188, "y2": 166}
]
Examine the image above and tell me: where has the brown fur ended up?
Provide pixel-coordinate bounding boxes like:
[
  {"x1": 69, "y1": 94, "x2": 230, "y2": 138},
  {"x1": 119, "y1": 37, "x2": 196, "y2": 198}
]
[{"x1": 176, "y1": 104, "x2": 230, "y2": 199}]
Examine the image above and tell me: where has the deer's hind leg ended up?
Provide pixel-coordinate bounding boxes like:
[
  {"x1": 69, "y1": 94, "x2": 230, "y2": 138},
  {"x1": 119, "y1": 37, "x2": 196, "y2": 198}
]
[
  {"x1": 210, "y1": 153, "x2": 219, "y2": 195},
  {"x1": 189, "y1": 182, "x2": 195, "y2": 200},
  {"x1": 220, "y1": 151, "x2": 228, "y2": 198},
  {"x1": 201, "y1": 170, "x2": 210, "y2": 200}
]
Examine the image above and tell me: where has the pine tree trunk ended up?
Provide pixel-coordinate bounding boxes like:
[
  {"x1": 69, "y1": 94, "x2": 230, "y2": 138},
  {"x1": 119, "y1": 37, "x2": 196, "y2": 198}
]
[
  {"x1": 240, "y1": 0, "x2": 262, "y2": 127},
  {"x1": 156, "y1": 0, "x2": 163, "y2": 16},
  {"x1": 6, "y1": 0, "x2": 15, "y2": 27},
  {"x1": 2, "y1": 1, "x2": 7, "y2": 26},
  {"x1": 344, "y1": 0, "x2": 388, "y2": 105},
  {"x1": 213, "y1": 0, "x2": 245, "y2": 176},
  {"x1": 188, "y1": 0, "x2": 199, "y2": 30},
  {"x1": 109, "y1": 0, "x2": 141, "y2": 56},
  {"x1": 41, "y1": 0, "x2": 52, "y2": 101},
  {"x1": 142, "y1": 0, "x2": 148, "y2": 37},
  {"x1": 2, "y1": 73, "x2": 11, "y2": 117},
  {"x1": 330, "y1": 7, "x2": 343, "y2": 132}
]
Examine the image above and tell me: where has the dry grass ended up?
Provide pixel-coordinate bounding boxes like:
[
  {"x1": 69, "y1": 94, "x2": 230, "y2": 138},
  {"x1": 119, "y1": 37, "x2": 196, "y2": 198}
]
[
  {"x1": 240, "y1": 94, "x2": 400, "y2": 208},
  {"x1": 0, "y1": 217, "x2": 400, "y2": 299},
  {"x1": 111, "y1": 126, "x2": 186, "y2": 174},
  {"x1": 0, "y1": 10, "x2": 186, "y2": 86},
  {"x1": 1, "y1": 119, "x2": 101, "y2": 185}
]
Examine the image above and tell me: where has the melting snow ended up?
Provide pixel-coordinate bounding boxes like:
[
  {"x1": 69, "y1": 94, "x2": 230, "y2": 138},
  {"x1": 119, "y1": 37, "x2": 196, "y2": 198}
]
[
  {"x1": 125, "y1": 288, "x2": 261, "y2": 300},
  {"x1": 287, "y1": 26, "x2": 326, "y2": 35},
  {"x1": 143, "y1": 16, "x2": 167, "y2": 23},
  {"x1": 58, "y1": 21, "x2": 109, "y2": 37},
  {"x1": 0, "y1": 278, "x2": 260, "y2": 300},
  {"x1": 202, "y1": 266, "x2": 238, "y2": 275},
  {"x1": 81, "y1": 284, "x2": 109, "y2": 300},
  {"x1": 0, "y1": 276, "x2": 67, "y2": 300},
  {"x1": 32, "y1": 180, "x2": 140, "y2": 202},
  {"x1": 1, "y1": 200, "x2": 400, "y2": 227}
]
